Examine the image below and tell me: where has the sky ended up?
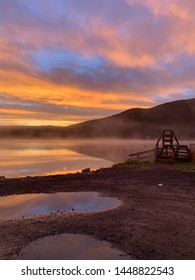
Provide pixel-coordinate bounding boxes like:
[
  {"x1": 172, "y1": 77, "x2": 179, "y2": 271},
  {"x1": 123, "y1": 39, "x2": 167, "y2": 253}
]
[{"x1": 1, "y1": 0, "x2": 195, "y2": 126}]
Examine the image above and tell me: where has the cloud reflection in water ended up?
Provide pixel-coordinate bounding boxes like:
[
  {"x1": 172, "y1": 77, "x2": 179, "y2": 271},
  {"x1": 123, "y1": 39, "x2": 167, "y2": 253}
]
[{"x1": 0, "y1": 192, "x2": 120, "y2": 221}]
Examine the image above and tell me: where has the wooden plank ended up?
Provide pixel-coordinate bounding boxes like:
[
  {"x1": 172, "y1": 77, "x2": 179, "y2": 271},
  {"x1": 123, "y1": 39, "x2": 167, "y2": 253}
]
[{"x1": 129, "y1": 149, "x2": 154, "y2": 157}]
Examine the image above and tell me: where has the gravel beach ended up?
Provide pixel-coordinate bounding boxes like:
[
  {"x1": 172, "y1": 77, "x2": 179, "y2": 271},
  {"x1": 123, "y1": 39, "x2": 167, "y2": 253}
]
[{"x1": 0, "y1": 166, "x2": 195, "y2": 260}]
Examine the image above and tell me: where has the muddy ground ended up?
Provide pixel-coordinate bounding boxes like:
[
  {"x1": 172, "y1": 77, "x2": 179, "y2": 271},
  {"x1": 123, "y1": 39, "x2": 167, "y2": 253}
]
[{"x1": 0, "y1": 166, "x2": 195, "y2": 260}]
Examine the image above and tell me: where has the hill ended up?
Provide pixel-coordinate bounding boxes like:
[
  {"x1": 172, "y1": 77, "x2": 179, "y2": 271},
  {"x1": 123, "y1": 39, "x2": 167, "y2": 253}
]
[
  {"x1": 61, "y1": 98, "x2": 195, "y2": 139},
  {"x1": 0, "y1": 98, "x2": 195, "y2": 139}
]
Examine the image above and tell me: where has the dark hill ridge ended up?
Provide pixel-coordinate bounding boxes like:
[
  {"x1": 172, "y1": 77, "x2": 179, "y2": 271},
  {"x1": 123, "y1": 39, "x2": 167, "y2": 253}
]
[
  {"x1": 0, "y1": 98, "x2": 195, "y2": 139},
  {"x1": 62, "y1": 98, "x2": 195, "y2": 139}
]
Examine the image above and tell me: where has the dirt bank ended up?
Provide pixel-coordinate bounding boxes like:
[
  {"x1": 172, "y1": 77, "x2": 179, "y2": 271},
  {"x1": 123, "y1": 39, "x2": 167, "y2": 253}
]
[{"x1": 0, "y1": 166, "x2": 195, "y2": 260}]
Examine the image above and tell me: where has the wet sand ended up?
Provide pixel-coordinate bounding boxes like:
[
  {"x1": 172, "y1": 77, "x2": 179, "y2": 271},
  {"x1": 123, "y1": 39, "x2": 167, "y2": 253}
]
[{"x1": 0, "y1": 166, "x2": 195, "y2": 260}]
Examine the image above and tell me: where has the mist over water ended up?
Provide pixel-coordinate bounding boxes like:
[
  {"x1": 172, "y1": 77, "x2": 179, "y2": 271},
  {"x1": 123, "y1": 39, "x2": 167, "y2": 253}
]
[
  {"x1": 0, "y1": 138, "x2": 165, "y2": 178},
  {"x1": 65, "y1": 138, "x2": 156, "y2": 162}
]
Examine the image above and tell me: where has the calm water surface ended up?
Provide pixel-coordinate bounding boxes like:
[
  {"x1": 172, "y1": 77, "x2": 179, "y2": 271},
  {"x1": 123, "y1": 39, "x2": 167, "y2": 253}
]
[
  {"x1": 0, "y1": 139, "x2": 155, "y2": 177},
  {"x1": 0, "y1": 192, "x2": 120, "y2": 221},
  {"x1": 18, "y1": 233, "x2": 129, "y2": 260}
]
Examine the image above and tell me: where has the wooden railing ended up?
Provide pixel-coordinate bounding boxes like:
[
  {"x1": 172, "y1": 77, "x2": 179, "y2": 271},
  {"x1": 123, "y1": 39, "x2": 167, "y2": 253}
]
[
  {"x1": 129, "y1": 149, "x2": 154, "y2": 161},
  {"x1": 190, "y1": 144, "x2": 195, "y2": 161}
]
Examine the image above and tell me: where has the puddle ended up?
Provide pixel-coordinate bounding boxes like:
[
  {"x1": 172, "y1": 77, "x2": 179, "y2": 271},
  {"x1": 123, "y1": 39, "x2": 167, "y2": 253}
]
[
  {"x1": 18, "y1": 233, "x2": 130, "y2": 260},
  {"x1": 0, "y1": 192, "x2": 120, "y2": 221}
]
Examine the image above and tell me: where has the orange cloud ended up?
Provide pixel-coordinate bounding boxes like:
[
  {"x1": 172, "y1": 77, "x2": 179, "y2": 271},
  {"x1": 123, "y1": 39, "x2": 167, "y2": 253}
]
[{"x1": 1, "y1": 0, "x2": 195, "y2": 126}]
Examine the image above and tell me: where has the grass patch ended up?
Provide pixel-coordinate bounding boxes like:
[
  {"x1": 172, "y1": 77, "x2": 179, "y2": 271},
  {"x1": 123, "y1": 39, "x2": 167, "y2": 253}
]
[
  {"x1": 112, "y1": 160, "x2": 154, "y2": 169},
  {"x1": 165, "y1": 160, "x2": 195, "y2": 172},
  {"x1": 112, "y1": 159, "x2": 195, "y2": 172}
]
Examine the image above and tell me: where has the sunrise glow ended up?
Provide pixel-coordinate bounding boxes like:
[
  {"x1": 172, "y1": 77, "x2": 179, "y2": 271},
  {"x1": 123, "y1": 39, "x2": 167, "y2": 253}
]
[{"x1": 1, "y1": 0, "x2": 195, "y2": 126}]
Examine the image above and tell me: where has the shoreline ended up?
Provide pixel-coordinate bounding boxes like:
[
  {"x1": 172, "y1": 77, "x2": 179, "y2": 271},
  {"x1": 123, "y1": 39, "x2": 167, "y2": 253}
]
[{"x1": 0, "y1": 165, "x2": 195, "y2": 260}]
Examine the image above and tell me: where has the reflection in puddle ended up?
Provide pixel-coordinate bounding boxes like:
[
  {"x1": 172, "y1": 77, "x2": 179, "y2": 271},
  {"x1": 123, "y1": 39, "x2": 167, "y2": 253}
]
[
  {"x1": 18, "y1": 233, "x2": 129, "y2": 260},
  {"x1": 0, "y1": 192, "x2": 120, "y2": 221}
]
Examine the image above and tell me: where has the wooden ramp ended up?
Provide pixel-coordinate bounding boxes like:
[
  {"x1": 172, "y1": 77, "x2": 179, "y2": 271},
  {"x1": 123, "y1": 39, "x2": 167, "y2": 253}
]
[
  {"x1": 128, "y1": 130, "x2": 192, "y2": 163},
  {"x1": 173, "y1": 145, "x2": 191, "y2": 161},
  {"x1": 155, "y1": 130, "x2": 191, "y2": 162}
]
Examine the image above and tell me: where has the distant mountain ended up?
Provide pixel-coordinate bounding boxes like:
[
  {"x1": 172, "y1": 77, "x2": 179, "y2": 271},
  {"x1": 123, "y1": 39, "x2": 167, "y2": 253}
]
[
  {"x1": 61, "y1": 98, "x2": 195, "y2": 139},
  {"x1": 0, "y1": 98, "x2": 195, "y2": 139}
]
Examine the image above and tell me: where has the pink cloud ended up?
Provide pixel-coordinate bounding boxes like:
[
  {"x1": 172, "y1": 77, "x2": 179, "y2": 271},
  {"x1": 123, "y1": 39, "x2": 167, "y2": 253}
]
[{"x1": 1, "y1": 0, "x2": 195, "y2": 125}]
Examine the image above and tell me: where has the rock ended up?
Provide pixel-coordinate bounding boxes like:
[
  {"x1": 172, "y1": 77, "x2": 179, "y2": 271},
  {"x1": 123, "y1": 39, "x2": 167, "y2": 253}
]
[{"x1": 82, "y1": 168, "x2": 90, "y2": 173}]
